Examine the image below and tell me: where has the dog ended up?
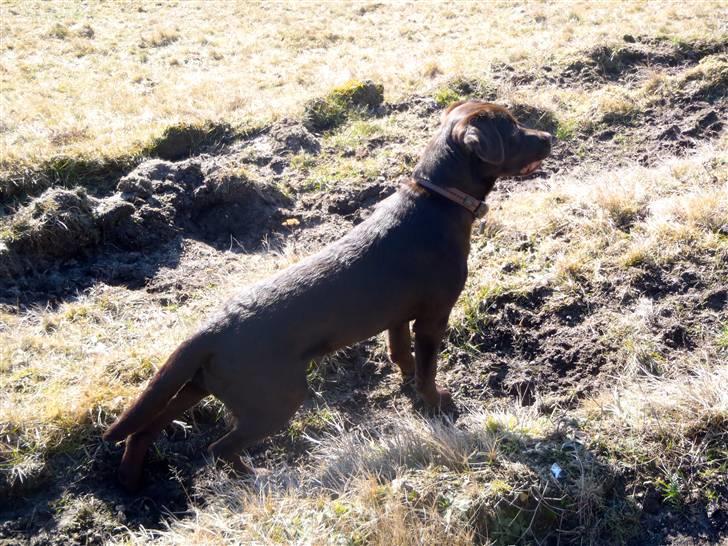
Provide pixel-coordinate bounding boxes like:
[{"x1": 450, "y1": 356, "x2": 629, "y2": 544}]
[{"x1": 104, "y1": 101, "x2": 552, "y2": 491}]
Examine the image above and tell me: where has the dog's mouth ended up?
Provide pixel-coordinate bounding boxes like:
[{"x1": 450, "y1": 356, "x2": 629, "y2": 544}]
[{"x1": 518, "y1": 160, "x2": 542, "y2": 176}]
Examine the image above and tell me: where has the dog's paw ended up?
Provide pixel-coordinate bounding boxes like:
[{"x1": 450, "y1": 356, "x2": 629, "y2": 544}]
[
  {"x1": 435, "y1": 389, "x2": 455, "y2": 411},
  {"x1": 421, "y1": 388, "x2": 455, "y2": 412}
]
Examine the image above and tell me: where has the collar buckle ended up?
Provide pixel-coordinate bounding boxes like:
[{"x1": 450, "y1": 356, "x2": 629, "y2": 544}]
[{"x1": 473, "y1": 201, "x2": 489, "y2": 219}]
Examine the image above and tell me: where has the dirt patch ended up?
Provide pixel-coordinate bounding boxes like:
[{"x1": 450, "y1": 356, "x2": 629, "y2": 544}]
[
  {"x1": 444, "y1": 290, "x2": 613, "y2": 408},
  {"x1": 561, "y1": 35, "x2": 727, "y2": 87},
  {"x1": 0, "y1": 158, "x2": 290, "y2": 304}
]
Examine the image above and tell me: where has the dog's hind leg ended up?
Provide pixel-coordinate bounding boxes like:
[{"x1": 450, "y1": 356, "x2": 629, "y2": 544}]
[
  {"x1": 387, "y1": 322, "x2": 415, "y2": 378},
  {"x1": 208, "y1": 376, "x2": 307, "y2": 474},
  {"x1": 118, "y1": 380, "x2": 208, "y2": 491}
]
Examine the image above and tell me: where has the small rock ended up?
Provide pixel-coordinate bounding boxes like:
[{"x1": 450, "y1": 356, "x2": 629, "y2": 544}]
[{"x1": 596, "y1": 129, "x2": 615, "y2": 141}]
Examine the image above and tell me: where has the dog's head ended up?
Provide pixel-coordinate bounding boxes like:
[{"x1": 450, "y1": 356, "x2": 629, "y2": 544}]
[{"x1": 440, "y1": 100, "x2": 552, "y2": 181}]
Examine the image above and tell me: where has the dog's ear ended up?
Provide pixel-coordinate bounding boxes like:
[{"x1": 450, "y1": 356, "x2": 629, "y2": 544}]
[{"x1": 459, "y1": 119, "x2": 504, "y2": 165}]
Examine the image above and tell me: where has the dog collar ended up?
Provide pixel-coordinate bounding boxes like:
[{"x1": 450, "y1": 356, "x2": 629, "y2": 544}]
[{"x1": 412, "y1": 176, "x2": 489, "y2": 219}]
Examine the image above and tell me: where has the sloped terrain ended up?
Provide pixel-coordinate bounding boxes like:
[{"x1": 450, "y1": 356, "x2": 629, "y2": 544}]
[{"x1": 0, "y1": 32, "x2": 727, "y2": 546}]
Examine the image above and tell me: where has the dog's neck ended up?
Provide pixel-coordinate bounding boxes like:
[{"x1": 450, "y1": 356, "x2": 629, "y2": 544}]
[
  {"x1": 411, "y1": 148, "x2": 496, "y2": 222},
  {"x1": 412, "y1": 135, "x2": 497, "y2": 203},
  {"x1": 412, "y1": 174, "x2": 489, "y2": 219}
]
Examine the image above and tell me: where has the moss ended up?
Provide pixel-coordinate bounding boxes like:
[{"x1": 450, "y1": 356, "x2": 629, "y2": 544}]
[
  {"x1": 143, "y1": 121, "x2": 236, "y2": 160},
  {"x1": 434, "y1": 87, "x2": 462, "y2": 108},
  {"x1": 717, "y1": 324, "x2": 728, "y2": 350},
  {"x1": 434, "y1": 76, "x2": 497, "y2": 107},
  {"x1": 303, "y1": 80, "x2": 384, "y2": 132}
]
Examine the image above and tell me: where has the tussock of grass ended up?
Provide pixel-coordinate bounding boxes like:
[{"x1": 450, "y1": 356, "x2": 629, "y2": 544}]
[
  {"x1": 303, "y1": 79, "x2": 384, "y2": 132},
  {"x1": 678, "y1": 54, "x2": 728, "y2": 99},
  {"x1": 2, "y1": 187, "x2": 98, "y2": 256},
  {"x1": 583, "y1": 359, "x2": 727, "y2": 507},
  {"x1": 143, "y1": 120, "x2": 237, "y2": 161},
  {"x1": 125, "y1": 406, "x2": 626, "y2": 545}
]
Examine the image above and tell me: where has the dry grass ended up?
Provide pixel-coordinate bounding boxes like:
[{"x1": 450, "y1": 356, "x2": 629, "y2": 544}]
[
  {"x1": 119, "y1": 354, "x2": 727, "y2": 545},
  {"x1": 0, "y1": 249, "x2": 289, "y2": 488},
  {"x1": 455, "y1": 137, "x2": 727, "y2": 329},
  {"x1": 120, "y1": 406, "x2": 562, "y2": 545},
  {"x1": 1, "y1": 1, "x2": 725, "y2": 166}
]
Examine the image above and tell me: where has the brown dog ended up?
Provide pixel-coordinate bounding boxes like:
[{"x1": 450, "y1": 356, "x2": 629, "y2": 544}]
[{"x1": 104, "y1": 101, "x2": 552, "y2": 491}]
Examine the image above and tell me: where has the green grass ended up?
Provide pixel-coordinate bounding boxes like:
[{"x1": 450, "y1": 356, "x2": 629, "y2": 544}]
[
  {"x1": 303, "y1": 79, "x2": 384, "y2": 132},
  {"x1": 717, "y1": 324, "x2": 728, "y2": 350}
]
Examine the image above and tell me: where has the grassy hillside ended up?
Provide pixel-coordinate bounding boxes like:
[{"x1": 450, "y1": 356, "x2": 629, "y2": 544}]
[
  {"x1": 1, "y1": 1, "x2": 727, "y2": 545},
  {"x1": 1, "y1": 1, "x2": 725, "y2": 164}
]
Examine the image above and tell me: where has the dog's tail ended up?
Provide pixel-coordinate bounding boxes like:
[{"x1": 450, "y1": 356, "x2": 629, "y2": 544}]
[{"x1": 103, "y1": 333, "x2": 209, "y2": 443}]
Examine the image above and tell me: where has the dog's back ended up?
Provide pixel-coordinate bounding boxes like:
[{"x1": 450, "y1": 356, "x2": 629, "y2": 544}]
[{"x1": 200, "y1": 187, "x2": 468, "y2": 370}]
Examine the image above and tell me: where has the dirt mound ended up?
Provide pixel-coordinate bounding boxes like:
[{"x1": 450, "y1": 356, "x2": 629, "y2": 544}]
[
  {"x1": 0, "y1": 158, "x2": 289, "y2": 285},
  {"x1": 109, "y1": 157, "x2": 289, "y2": 248},
  {"x1": 3, "y1": 188, "x2": 99, "y2": 258},
  {"x1": 562, "y1": 35, "x2": 727, "y2": 85},
  {"x1": 269, "y1": 119, "x2": 321, "y2": 155}
]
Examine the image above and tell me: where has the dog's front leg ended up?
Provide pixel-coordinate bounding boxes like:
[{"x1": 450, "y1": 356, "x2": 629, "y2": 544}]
[
  {"x1": 413, "y1": 315, "x2": 453, "y2": 410},
  {"x1": 387, "y1": 322, "x2": 415, "y2": 379}
]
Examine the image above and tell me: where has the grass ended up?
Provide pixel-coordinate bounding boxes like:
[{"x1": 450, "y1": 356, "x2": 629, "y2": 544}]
[
  {"x1": 456, "y1": 138, "x2": 727, "y2": 324},
  {"x1": 124, "y1": 370, "x2": 727, "y2": 545},
  {"x1": 1, "y1": 1, "x2": 725, "y2": 167}
]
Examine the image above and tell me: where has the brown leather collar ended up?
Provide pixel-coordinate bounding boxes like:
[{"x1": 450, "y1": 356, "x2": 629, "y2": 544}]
[{"x1": 413, "y1": 176, "x2": 489, "y2": 219}]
